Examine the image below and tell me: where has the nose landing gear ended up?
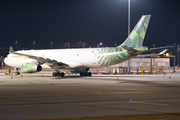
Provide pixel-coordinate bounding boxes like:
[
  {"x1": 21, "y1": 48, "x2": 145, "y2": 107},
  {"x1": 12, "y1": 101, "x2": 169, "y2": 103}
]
[{"x1": 15, "y1": 68, "x2": 20, "y2": 76}]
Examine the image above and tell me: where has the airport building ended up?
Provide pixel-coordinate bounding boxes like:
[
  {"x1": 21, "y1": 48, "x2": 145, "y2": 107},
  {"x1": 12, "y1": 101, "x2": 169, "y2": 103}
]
[
  {"x1": 90, "y1": 58, "x2": 170, "y2": 73},
  {"x1": 107, "y1": 58, "x2": 170, "y2": 73}
]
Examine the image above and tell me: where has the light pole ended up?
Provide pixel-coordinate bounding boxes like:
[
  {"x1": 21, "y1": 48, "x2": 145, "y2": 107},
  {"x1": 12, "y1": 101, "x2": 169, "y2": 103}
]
[
  {"x1": 67, "y1": 42, "x2": 70, "y2": 48},
  {"x1": 150, "y1": 44, "x2": 155, "y2": 74},
  {"x1": 2, "y1": 62, "x2": 3, "y2": 69},
  {"x1": 115, "y1": 43, "x2": 117, "y2": 47},
  {"x1": 16, "y1": 41, "x2": 17, "y2": 49},
  {"x1": 97, "y1": 44, "x2": 99, "y2": 48},
  {"x1": 83, "y1": 42, "x2": 86, "y2": 48},
  {"x1": 177, "y1": 44, "x2": 179, "y2": 66},
  {"x1": 79, "y1": 41, "x2": 82, "y2": 47},
  {"x1": 33, "y1": 41, "x2": 35, "y2": 49},
  {"x1": 100, "y1": 42, "x2": 102, "y2": 47},
  {"x1": 174, "y1": 55, "x2": 176, "y2": 73},
  {"x1": 128, "y1": 0, "x2": 130, "y2": 36},
  {"x1": 127, "y1": 0, "x2": 131, "y2": 73},
  {"x1": 51, "y1": 41, "x2": 53, "y2": 49}
]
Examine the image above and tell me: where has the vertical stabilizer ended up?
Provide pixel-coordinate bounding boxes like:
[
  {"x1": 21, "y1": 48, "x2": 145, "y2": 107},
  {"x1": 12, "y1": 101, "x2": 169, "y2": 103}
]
[
  {"x1": 9, "y1": 46, "x2": 14, "y2": 53},
  {"x1": 118, "y1": 15, "x2": 151, "y2": 48}
]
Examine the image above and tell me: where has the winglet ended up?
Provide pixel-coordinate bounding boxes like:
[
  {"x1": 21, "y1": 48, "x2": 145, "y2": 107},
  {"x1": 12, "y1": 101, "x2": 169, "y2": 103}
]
[
  {"x1": 159, "y1": 49, "x2": 167, "y2": 55},
  {"x1": 9, "y1": 46, "x2": 14, "y2": 53}
]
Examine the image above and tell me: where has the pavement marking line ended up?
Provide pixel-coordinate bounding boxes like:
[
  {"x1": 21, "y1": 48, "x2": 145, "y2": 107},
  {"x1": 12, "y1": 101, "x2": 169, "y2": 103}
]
[
  {"x1": 131, "y1": 101, "x2": 169, "y2": 106},
  {"x1": 64, "y1": 100, "x2": 128, "y2": 105},
  {"x1": 91, "y1": 92, "x2": 101, "y2": 94}
]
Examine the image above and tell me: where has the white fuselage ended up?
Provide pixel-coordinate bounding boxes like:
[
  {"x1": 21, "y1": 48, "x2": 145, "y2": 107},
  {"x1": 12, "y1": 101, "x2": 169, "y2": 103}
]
[{"x1": 4, "y1": 47, "x2": 127, "y2": 70}]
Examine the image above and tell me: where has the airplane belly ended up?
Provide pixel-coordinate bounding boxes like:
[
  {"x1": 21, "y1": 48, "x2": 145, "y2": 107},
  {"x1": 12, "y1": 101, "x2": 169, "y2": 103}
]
[{"x1": 76, "y1": 53, "x2": 100, "y2": 68}]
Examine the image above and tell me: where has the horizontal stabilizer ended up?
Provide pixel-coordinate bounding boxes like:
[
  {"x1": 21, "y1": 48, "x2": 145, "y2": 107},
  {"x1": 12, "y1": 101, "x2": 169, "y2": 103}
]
[{"x1": 122, "y1": 46, "x2": 137, "y2": 55}]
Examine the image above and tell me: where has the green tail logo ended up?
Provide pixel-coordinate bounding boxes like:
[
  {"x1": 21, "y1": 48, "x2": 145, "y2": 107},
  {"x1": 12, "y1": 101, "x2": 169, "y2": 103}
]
[{"x1": 119, "y1": 15, "x2": 151, "y2": 48}]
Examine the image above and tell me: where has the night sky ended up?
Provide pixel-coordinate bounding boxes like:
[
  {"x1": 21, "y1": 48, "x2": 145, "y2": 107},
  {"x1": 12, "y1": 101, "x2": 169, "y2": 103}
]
[{"x1": 0, "y1": 0, "x2": 180, "y2": 56}]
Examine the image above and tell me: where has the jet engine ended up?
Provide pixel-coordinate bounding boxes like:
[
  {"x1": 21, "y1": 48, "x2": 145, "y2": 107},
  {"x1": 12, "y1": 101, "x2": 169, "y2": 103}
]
[{"x1": 21, "y1": 63, "x2": 42, "y2": 73}]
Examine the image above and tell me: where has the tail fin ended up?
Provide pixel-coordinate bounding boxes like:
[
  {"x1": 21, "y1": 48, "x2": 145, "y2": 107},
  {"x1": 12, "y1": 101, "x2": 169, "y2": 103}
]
[
  {"x1": 119, "y1": 15, "x2": 151, "y2": 48},
  {"x1": 9, "y1": 46, "x2": 14, "y2": 53}
]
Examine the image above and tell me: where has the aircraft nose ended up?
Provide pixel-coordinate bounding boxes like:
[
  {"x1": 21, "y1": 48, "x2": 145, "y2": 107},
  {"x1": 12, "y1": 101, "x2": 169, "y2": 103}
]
[{"x1": 4, "y1": 57, "x2": 8, "y2": 65}]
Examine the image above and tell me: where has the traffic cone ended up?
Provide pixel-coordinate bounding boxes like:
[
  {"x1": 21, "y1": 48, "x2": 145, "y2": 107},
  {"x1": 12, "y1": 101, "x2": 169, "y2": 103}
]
[
  {"x1": 117, "y1": 77, "x2": 118, "y2": 80},
  {"x1": 11, "y1": 76, "x2": 13, "y2": 79},
  {"x1": 42, "y1": 74, "x2": 43, "y2": 77}
]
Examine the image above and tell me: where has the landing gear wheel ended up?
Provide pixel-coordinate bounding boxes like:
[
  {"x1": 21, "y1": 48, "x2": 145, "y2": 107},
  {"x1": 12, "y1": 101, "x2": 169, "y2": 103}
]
[
  {"x1": 57, "y1": 71, "x2": 61, "y2": 76},
  {"x1": 52, "y1": 72, "x2": 57, "y2": 77},
  {"x1": 15, "y1": 72, "x2": 20, "y2": 75},
  {"x1": 83, "y1": 72, "x2": 87, "y2": 76},
  {"x1": 88, "y1": 72, "x2": 92, "y2": 76},
  {"x1": 80, "y1": 72, "x2": 84, "y2": 76},
  {"x1": 80, "y1": 72, "x2": 92, "y2": 77},
  {"x1": 52, "y1": 71, "x2": 65, "y2": 77},
  {"x1": 60, "y1": 72, "x2": 65, "y2": 77},
  {"x1": 15, "y1": 68, "x2": 20, "y2": 76}
]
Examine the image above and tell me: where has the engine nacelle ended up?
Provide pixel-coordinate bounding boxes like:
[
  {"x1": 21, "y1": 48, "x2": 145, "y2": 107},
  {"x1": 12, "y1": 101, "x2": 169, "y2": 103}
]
[{"x1": 21, "y1": 63, "x2": 42, "y2": 73}]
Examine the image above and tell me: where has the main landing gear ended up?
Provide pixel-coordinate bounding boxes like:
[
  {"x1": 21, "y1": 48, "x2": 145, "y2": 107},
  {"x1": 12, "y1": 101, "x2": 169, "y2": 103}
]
[
  {"x1": 80, "y1": 72, "x2": 92, "y2": 77},
  {"x1": 52, "y1": 70, "x2": 65, "y2": 77},
  {"x1": 15, "y1": 68, "x2": 20, "y2": 75}
]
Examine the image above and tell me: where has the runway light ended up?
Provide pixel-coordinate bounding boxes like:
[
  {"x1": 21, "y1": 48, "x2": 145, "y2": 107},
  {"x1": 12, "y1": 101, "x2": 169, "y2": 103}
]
[{"x1": 130, "y1": 99, "x2": 132, "y2": 101}]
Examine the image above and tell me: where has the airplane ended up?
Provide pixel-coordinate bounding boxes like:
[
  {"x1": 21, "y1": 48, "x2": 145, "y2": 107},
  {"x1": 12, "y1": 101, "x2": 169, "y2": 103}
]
[{"x1": 3, "y1": 15, "x2": 171, "y2": 77}]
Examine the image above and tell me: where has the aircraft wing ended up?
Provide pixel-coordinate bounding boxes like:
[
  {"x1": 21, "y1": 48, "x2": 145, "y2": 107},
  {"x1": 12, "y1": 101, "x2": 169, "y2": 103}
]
[
  {"x1": 9, "y1": 46, "x2": 82, "y2": 69},
  {"x1": 135, "y1": 49, "x2": 167, "y2": 58}
]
